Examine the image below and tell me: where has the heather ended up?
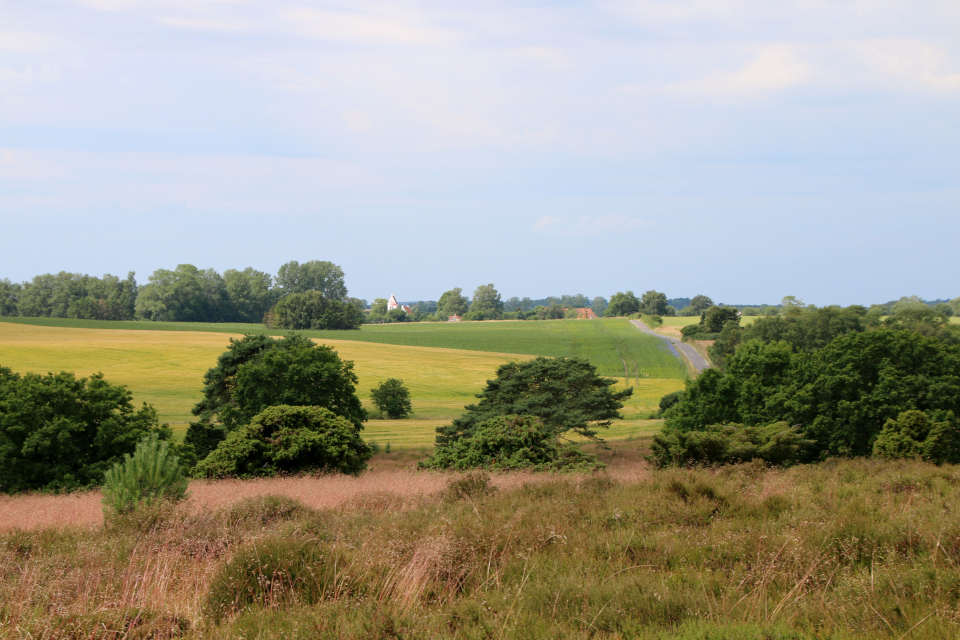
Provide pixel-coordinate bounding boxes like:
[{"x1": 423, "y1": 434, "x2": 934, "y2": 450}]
[{"x1": 3, "y1": 454, "x2": 960, "y2": 639}]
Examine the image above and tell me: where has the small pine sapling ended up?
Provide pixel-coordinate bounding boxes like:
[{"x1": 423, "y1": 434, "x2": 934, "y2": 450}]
[{"x1": 102, "y1": 433, "x2": 188, "y2": 515}]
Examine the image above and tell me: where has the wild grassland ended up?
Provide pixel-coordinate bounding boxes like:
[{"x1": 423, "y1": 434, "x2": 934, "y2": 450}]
[
  {"x1": 0, "y1": 323, "x2": 683, "y2": 442},
  {"x1": 3, "y1": 455, "x2": 960, "y2": 639}
]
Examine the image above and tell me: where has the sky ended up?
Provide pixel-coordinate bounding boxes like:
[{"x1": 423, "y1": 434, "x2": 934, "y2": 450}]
[{"x1": 1, "y1": 0, "x2": 958, "y2": 306}]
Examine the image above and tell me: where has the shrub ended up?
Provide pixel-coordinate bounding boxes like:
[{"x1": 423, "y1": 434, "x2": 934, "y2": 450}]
[
  {"x1": 0, "y1": 368, "x2": 167, "y2": 492},
  {"x1": 873, "y1": 410, "x2": 960, "y2": 464},
  {"x1": 206, "y1": 537, "x2": 353, "y2": 623},
  {"x1": 649, "y1": 422, "x2": 815, "y2": 468},
  {"x1": 102, "y1": 433, "x2": 188, "y2": 515},
  {"x1": 421, "y1": 415, "x2": 603, "y2": 472},
  {"x1": 444, "y1": 470, "x2": 497, "y2": 501},
  {"x1": 193, "y1": 405, "x2": 372, "y2": 478},
  {"x1": 370, "y1": 378, "x2": 413, "y2": 419}
]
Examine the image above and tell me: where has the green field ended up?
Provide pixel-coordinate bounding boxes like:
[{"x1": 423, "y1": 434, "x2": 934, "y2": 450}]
[
  {"x1": 0, "y1": 322, "x2": 687, "y2": 445},
  {"x1": 0, "y1": 316, "x2": 688, "y2": 381}
]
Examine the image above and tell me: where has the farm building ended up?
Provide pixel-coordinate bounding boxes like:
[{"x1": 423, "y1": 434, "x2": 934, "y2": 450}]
[
  {"x1": 448, "y1": 315, "x2": 462, "y2": 322},
  {"x1": 573, "y1": 308, "x2": 598, "y2": 319}
]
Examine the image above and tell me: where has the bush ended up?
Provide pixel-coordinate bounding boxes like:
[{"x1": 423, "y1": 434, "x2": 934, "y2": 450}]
[
  {"x1": 0, "y1": 368, "x2": 168, "y2": 492},
  {"x1": 102, "y1": 433, "x2": 188, "y2": 516},
  {"x1": 193, "y1": 405, "x2": 372, "y2": 478},
  {"x1": 873, "y1": 410, "x2": 960, "y2": 464},
  {"x1": 206, "y1": 537, "x2": 351, "y2": 623},
  {"x1": 420, "y1": 415, "x2": 603, "y2": 472},
  {"x1": 370, "y1": 378, "x2": 413, "y2": 419},
  {"x1": 649, "y1": 422, "x2": 815, "y2": 468}
]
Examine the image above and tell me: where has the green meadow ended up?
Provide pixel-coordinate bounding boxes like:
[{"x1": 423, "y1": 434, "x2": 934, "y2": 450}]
[
  {"x1": 0, "y1": 321, "x2": 686, "y2": 445},
  {"x1": 0, "y1": 316, "x2": 688, "y2": 381}
]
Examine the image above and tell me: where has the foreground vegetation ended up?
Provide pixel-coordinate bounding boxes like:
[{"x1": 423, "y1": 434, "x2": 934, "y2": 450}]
[{"x1": 3, "y1": 457, "x2": 960, "y2": 639}]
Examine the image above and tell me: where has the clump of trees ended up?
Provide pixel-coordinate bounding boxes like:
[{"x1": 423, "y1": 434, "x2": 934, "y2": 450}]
[
  {"x1": 185, "y1": 334, "x2": 369, "y2": 476},
  {"x1": 655, "y1": 325, "x2": 960, "y2": 466},
  {"x1": 0, "y1": 259, "x2": 366, "y2": 329},
  {"x1": 0, "y1": 367, "x2": 169, "y2": 492}
]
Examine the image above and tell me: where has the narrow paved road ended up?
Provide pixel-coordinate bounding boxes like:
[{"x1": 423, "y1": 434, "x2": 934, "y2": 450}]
[{"x1": 629, "y1": 319, "x2": 710, "y2": 374}]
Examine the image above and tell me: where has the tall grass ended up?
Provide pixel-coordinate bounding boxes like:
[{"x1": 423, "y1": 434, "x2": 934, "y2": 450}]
[{"x1": 3, "y1": 457, "x2": 960, "y2": 638}]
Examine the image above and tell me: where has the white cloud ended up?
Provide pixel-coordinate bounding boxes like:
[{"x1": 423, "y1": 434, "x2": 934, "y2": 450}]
[
  {"x1": 511, "y1": 47, "x2": 574, "y2": 72},
  {"x1": 621, "y1": 44, "x2": 813, "y2": 102},
  {"x1": 0, "y1": 30, "x2": 55, "y2": 52},
  {"x1": 282, "y1": 7, "x2": 459, "y2": 47},
  {"x1": 849, "y1": 39, "x2": 960, "y2": 91},
  {"x1": 0, "y1": 64, "x2": 60, "y2": 86},
  {"x1": 343, "y1": 109, "x2": 372, "y2": 131},
  {"x1": 532, "y1": 214, "x2": 653, "y2": 235}
]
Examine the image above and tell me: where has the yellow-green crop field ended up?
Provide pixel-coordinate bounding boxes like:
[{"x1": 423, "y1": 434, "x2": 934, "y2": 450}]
[{"x1": 0, "y1": 323, "x2": 683, "y2": 446}]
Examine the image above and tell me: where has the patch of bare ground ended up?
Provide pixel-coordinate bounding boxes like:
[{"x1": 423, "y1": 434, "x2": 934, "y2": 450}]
[{"x1": 0, "y1": 441, "x2": 650, "y2": 532}]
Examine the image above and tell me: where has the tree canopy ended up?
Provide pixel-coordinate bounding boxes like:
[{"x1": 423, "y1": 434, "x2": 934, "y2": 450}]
[
  {"x1": 266, "y1": 291, "x2": 363, "y2": 330},
  {"x1": 437, "y1": 287, "x2": 469, "y2": 318},
  {"x1": 639, "y1": 290, "x2": 668, "y2": 316},
  {"x1": 275, "y1": 260, "x2": 348, "y2": 300},
  {"x1": 185, "y1": 334, "x2": 366, "y2": 462},
  {"x1": 0, "y1": 368, "x2": 168, "y2": 492},
  {"x1": 436, "y1": 356, "x2": 632, "y2": 444},
  {"x1": 370, "y1": 378, "x2": 413, "y2": 419},
  {"x1": 663, "y1": 329, "x2": 960, "y2": 460},
  {"x1": 606, "y1": 291, "x2": 640, "y2": 317}
]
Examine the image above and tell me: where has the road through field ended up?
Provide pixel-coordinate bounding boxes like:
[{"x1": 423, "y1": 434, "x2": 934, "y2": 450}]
[{"x1": 630, "y1": 319, "x2": 710, "y2": 373}]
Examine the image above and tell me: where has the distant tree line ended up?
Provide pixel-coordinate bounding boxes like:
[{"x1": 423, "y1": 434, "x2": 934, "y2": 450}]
[{"x1": 0, "y1": 260, "x2": 367, "y2": 330}]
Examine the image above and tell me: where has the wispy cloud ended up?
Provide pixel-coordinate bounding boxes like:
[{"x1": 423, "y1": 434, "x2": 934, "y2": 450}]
[{"x1": 532, "y1": 215, "x2": 653, "y2": 235}]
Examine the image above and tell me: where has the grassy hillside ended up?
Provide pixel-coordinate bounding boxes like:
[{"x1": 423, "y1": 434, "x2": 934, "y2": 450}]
[
  {"x1": 0, "y1": 323, "x2": 683, "y2": 442},
  {"x1": 0, "y1": 316, "x2": 689, "y2": 381},
  {"x1": 3, "y1": 456, "x2": 959, "y2": 639}
]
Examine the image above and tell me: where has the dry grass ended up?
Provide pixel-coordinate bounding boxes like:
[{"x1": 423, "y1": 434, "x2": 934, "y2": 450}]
[
  {"x1": 4, "y1": 456, "x2": 960, "y2": 639},
  {"x1": 0, "y1": 442, "x2": 650, "y2": 533}
]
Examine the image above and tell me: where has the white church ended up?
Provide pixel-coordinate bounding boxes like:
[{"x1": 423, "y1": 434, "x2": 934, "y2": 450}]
[{"x1": 387, "y1": 295, "x2": 412, "y2": 314}]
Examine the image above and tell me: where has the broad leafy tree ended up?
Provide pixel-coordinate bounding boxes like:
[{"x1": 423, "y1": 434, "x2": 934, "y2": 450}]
[
  {"x1": 437, "y1": 287, "x2": 469, "y2": 318},
  {"x1": 639, "y1": 290, "x2": 668, "y2": 316},
  {"x1": 689, "y1": 295, "x2": 713, "y2": 314},
  {"x1": 469, "y1": 283, "x2": 503, "y2": 320},
  {"x1": 0, "y1": 279, "x2": 20, "y2": 316},
  {"x1": 186, "y1": 334, "x2": 366, "y2": 461},
  {"x1": 436, "y1": 356, "x2": 633, "y2": 444},
  {"x1": 224, "y1": 267, "x2": 277, "y2": 323},
  {"x1": 606, "y1": 291, "x2": 640, "y2": 316},
  {"x1": 135, "y1": 264, "x2": 232, "y2": 322},
  {"x1": 0, "y1": 367, "x2": 168, "y2": 492},
  {"x1": 266, "y1": 291, "x2": 362, "y2": 330},
  {"x1": 275, "y1": 260, "x2": 348, "y2": 301},
  {"x1": 370, "y1": 378, "x2": 413, "y2": 419},
  {"x1": 591, "y1": 296, "x2": 608, "y2": 317}
]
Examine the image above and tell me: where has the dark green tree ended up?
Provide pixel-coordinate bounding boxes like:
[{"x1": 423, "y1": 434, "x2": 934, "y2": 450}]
[
  {"x1": 591, "y1": 296, "x2": 608, "y2": 317},
  {"x1": 185, "y1": 334, "x2": 365, "y2": 460},
  {"x1": 689, "y1": 295, "x2": 713, "y2": 313},
  {"x1": 0, "y1": 279, "x2": 20, "y2": 316},
  {"x1": 370, "y1": 378, "x2": 413, "y2": 419},
  {"x1": 605, "y1": 291, "x2": 640, "y2": 316},
  {"x1": 421, "y1": 415, "x2": 602, "y2": 472},
  {"x1": 224, "y1": 267, "x2": 277, "y2": 323},
  {"x1": 436, "y1": 356, "x2": 632, "y2": 444},
  {"x1": 437, "y1": 287, "x2": 468, "y2": 318},
  {"x1": 135, "y1": 264, "x2": 231, "y2": 322},
  {"x1": 639, "y1": 290, "x2": 668, "y2": 316},
  {"x1": 0, "y1": 368, "x2": 168, "y2": 492},
  {"x1": 872, "y1": 410, "x2": 960, "y2": 464},
  {"x1": 469, "y1": 283, "x2": 503, "y2": 320},
  {"x1": 701, "y1": 305, "x2": 740, "y2": 333},
  {"x1": 193, "y1": 405, "x2": 371, "y2": 478},
  {"x1": 275, "y1": 260, "x2": 348, "y2": 301},
  {"x1": 267, "y1": 291, "x2": 362, "y2": 330}
]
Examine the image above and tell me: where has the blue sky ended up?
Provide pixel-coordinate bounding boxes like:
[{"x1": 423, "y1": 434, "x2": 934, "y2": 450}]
[{"x1": 1, "y1": 0, "x2": 958, "y2": 306}]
